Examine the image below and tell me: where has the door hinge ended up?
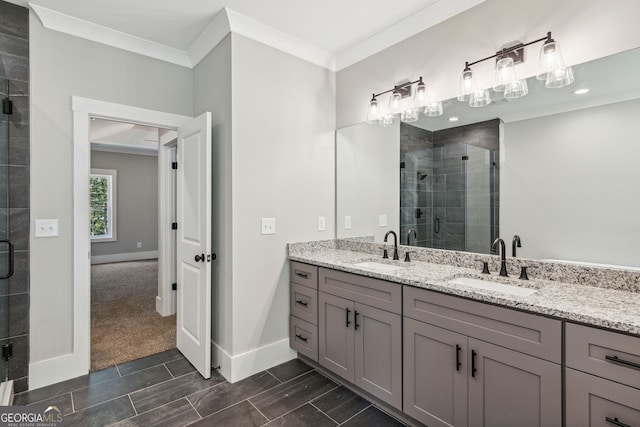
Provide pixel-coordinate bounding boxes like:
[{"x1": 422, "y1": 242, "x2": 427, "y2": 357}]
[
  {"x1": 2, "y1": 98, "x2": 13, "y2": 115},
  {"x1": 171, "y1": 162, "x2": 178, "y2": 170},
  {"x1": 172, "y1": 283, "x2": 177, "y2": 291},
  {"x1": 172, "y1": 222, "x2": 178, "y2": 230}
]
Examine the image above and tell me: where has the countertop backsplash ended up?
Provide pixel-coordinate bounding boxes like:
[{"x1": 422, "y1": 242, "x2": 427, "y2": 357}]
[{"x1": 288, "y1": 238, "x2": 640, "y2": 293}]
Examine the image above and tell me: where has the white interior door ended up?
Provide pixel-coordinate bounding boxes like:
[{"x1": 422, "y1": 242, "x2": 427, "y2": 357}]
[{"x1": 176, "y1": 112, "x2": 212, "y2": 379}]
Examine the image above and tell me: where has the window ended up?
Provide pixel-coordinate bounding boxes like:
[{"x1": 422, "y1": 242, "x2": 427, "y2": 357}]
[{"x1": 90, "y1": 168, "x2": 117, "y2": 242}]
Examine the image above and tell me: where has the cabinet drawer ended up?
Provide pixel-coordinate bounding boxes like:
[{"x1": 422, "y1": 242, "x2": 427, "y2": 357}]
[
  {"x1": 319, "y1": 268, "x2": 401, "y2": 314},
  {"x1": 566, "y1": 323, "x2": 640, "y2": 389},
  {"x1": 566, "y1": 368, "x2": 640, "y2": 427},
  {"x1": 404, "y1": 286, "x2": 561, "y2": 363},
  {"x1": 290, "y1": 282, "x2": 317, "y2": 325},
  {"x1": 290, "y1": 261, "x2": 318, "y2": 289},
  {"x1": 290, "y1": 315, "x2": 318, "y2": 362}
]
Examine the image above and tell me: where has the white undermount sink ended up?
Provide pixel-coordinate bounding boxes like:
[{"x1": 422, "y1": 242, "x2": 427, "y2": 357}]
[
  {"x1": 353, "y1": 261, "x2": 405, "y2": 273},
  {"x1": 448, "y1": 276, "x2": 537, "y2": 297}
]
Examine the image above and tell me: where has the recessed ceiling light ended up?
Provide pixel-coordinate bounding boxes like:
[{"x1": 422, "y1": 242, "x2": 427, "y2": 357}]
[
  {"x1": 449, "y1": 116, "x2": 459, "y2": 122},
  {"x1": 574, "y1": 88, "x2": 590, "y2": 95}
]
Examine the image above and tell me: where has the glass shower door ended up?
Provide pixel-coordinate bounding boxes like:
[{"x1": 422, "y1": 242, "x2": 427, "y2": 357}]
[{"x1": 0, "y1": 78, "x2": 14, "y2": 385}]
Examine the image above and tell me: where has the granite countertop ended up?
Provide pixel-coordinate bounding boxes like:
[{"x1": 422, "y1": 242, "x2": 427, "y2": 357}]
[{"x1": 289, "y1": 247, "x2": 640, "y2": 337}]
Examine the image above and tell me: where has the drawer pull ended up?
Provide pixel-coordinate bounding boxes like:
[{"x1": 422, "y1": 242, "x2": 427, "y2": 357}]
[
  {"x1": 471, "y1": 350, "x2": 477, "y2": 378},
  {"x1": 295, "y1": 300, "x2": 308, "y2": 307},
  {"x1": 605, "y1": 355, "x2": 640, "y2": 371},
  {"x1": 456, "y1": 344, "x2": 462, "y2": 371},
  {"x1": 295, "y1": 334, "x2": 308, "y2": 342},
  {"x1": 295, "y1": 271, "x2": 310, "y2": 279},
  {"x1": 606, "y1": 417, "x2": 632, "y2": 427}
]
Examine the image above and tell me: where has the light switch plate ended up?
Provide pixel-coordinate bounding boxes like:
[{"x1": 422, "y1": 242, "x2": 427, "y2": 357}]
[
  {"x1": 344, "y1": 216, "x2": 352, "y2": 230},
  {"x1": 261, "y1": 218, "x2": 276, "y2": 235},
  {"x1": 318, "y1": 216, "x2": 326, "y2": 231},
  {"x1": 35, "y1": 219, "x2": 59, "y2": 237},
  {"x1": 379, "y1": 214, "x2": 388, "y2": 227}
]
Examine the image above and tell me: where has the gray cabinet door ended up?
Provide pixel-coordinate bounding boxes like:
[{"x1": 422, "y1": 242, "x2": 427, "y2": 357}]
[
  {"x1": 403, "y1": 318, "x2": 467, "y2": 427},
  {"x1": 566, "y1": 368, "x2": 640, "y2": 427},
  {"x1": 354, "y1": 302, "x2": 402, "y2": 410},
  {"x1": 318, "y1": 291, "x2": 355, "y2": 382},
  {"x1": 467, "y1": 339, "x2": 561, "y2": 427}
]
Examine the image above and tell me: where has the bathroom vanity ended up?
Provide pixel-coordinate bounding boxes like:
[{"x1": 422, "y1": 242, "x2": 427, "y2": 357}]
[{"x1": 288, "y1": 240, "x2": 640, "y2": 427}]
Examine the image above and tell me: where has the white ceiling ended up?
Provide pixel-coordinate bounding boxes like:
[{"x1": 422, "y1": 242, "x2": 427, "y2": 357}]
[
  {"x1": 6, "y1": 0, "x2": 485, "y2": 69},
  {"x1": 90, "y1": 118, "x2": 161, "y2": 156}
]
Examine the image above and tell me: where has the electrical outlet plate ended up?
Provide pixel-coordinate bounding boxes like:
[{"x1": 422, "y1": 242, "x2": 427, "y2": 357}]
[
  {"x1": 318, "y1": 216, "x2": 326, "y2": 231},
  {"x1": 35, "y1": 219, "x2": 59, "y2": 237},
  {"x1": 261, "y1": 218, "x2": 276, "y2": 235},
  {"x1": 344, "y1": 216, "x2": 352, "y2": 230},
  {"x1": 379, "y1": 214, "x2": 388, "y2": 227}
]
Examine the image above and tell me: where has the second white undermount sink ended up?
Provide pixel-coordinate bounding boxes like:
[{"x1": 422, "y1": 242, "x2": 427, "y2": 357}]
[
  {"x1": 353, "y1": 261, "x2": 405, "y2": 273},
  {"x1": 448, "y1": 276, "x2": 537, "y2": 297}
]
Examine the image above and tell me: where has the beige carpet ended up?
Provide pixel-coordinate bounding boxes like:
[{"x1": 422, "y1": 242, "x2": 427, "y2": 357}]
[{"x1": 91, "y1": 260, "x2": 176, "y2": 371}]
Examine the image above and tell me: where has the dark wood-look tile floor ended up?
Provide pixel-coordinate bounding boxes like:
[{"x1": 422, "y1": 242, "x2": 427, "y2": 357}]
[{"x1": 13, "y1": 350, "x2": 407, "y2": 426}]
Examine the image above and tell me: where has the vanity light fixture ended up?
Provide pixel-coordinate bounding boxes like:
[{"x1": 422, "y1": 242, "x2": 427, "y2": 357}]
[
  {"x1": 458, "y1": 31, "x2": 573, "y2": 107},
  {"x1": 365, "y1": 76, "x2": 443, "y2": 125}
]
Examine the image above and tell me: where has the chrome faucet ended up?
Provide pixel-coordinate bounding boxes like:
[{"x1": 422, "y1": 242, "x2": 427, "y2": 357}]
[
  {"x1": 384, "y1": 230, "x2": 399, "y2": 260},
  {"x1": 491, "y1": 237, "x2": 509, "y2": 277},
  {"x1": 512, "y1": 235, "x2": 522, "y2": 257},
  {"x1": 405, "y1": 229, "x2": 417, "y2": 262}
]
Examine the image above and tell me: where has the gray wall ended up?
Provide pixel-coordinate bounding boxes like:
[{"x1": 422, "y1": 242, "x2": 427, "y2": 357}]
[
  {"x1": 230, "y1": 33, "x2": 335, "y2": 358},
  {"x1": 0, "y1": 0, "x2": 29, "y2": 393},
  {"x1": 194, "y1": 33, "x2": 336, "y2": 378},
  {"x1": 502, "y1": 98, "x2": 640, "y2": 267},
  {"x1": 29, "y1": 13, "x2": 193, "y2": 363},
  {"x1": 90, "y1": 151, "x2": 158, "y2": 258},
  {"x1": 193, "y1": 34, "x2": 233, "y2": 355}
]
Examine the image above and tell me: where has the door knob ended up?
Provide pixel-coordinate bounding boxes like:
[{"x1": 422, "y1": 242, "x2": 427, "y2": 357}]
[{"x1": 194, "y1": 254, "x2": 205, "y2": 262}]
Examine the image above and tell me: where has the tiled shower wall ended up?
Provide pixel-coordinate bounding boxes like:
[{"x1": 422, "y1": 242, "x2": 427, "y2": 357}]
[
  {"x1": 400, "y1": 120, "x2": 499, "y2": 253},
  {"x1": 400, "y1": 124, "x2": 433, "y2": 247},
  {"x1": 0, "y1": 0, "x2": 30, "y2": 392}
]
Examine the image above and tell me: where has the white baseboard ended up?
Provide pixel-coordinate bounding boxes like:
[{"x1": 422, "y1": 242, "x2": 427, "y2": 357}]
[
  {"x1": 29, "y1": 353, "x2": 89, "y2": 390},
  {"x1": 212, "y1": 338, "x2": 297, "y2": 383},
  {"x1": 0, "y1": 380, "x2": 13, "y2": 406},
  {"x1": 91, "y1": 250, "x2": 158, "y2": 265}
]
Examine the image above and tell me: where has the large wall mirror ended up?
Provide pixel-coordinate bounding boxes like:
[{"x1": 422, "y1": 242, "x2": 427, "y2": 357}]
[{"x1": 336, "y1": 48, "x2": 640, "y2": 268}]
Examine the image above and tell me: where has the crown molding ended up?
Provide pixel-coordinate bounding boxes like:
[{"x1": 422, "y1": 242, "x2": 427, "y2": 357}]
[
  {"x1": 29, "y1": 1, "x2": 485, "y2": 72},
  {"x1": 335, "y1": 0, "x2": 486, "y2": 71},
  {"x1": 29, "y1": 3, "x2": 192, "y2": 67}
]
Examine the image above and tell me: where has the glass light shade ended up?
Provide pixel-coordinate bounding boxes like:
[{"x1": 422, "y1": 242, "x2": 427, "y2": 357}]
[
  {"x1": 537, "y1": 39, "x2": 571, "y2": 81},
  {"x1": 469, "y1": 89, "x2": 491, "y2": 107},
  {"x1": 457, "y1": 68, "x2": 478, "y2": 101},
  {"x1": 413, "y1": 81, "x2": 429, "y2": 111},
  {"x1": 401, "y1": 108, "x2": 419, "y2": 123},
  {"x1": 365, "y1": 97, "x2": 381, "y2": 124},
  {"x1": 545, "y1": 65, "x2": 574, "y2": 88},
  {"x1": 494, "y1": 57, "x2": 517, "y2": 92},
  {"x1": 381, "y1": 114, "x2": 396, "y2": 127},
  {"x1": 426, "y1": 101, "x2": 443, "y2": 117},
  {"x1": 388, "y1": 91, "x2": 403, "y2": 116},
  {"x1": 504, "y1": 78, "x2": 529, "y2": 99}
]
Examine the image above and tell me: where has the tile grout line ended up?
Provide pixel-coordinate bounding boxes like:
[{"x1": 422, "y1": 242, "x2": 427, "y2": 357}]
[
  {"x1": 115, "y1": 364, "x2": 122, "y2": 377},
  {"x1": 164, "y1": 363, "x2": 175, "y2": 379},
  {"x1": 257, "y1": 384, "x2": 340, "y2": 425},
  {"x1": 186, "y1": 396, "x2": 203, "y2": 421},
  {"x1": 127, "y1": 394, "x2": 138, "y2": 416},
  {"x1": 265, "y1": 369, "x2": 283, "y2": 384},
  {"x1": 334, "y1": 404, "x2": 372, "y2": 426},
  {"x1": 70, "y1": 391, "x2": 75, "y2": 414},
  {"x1": 309, "y1": 401, "x2": 340, "y2": 425},
  {"x1": 247, "y1": 400, "x2": 271, "y2": 424}
]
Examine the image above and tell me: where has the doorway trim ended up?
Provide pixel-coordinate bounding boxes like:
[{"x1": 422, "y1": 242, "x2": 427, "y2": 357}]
[{"x1": 31, "y1": 97, "x2": 191, "y2": 389}]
